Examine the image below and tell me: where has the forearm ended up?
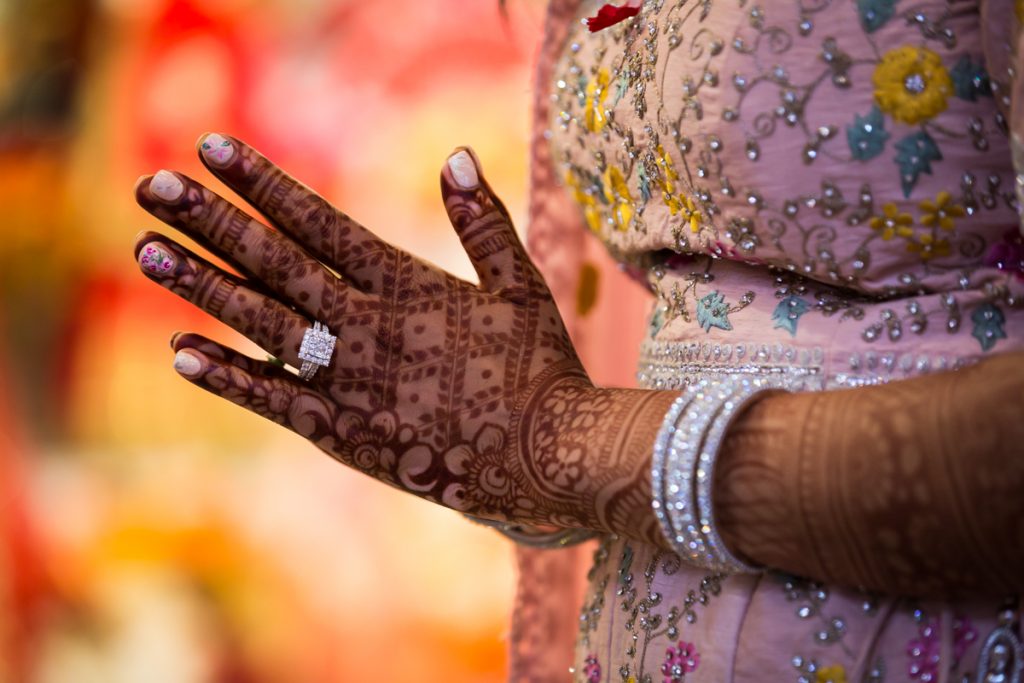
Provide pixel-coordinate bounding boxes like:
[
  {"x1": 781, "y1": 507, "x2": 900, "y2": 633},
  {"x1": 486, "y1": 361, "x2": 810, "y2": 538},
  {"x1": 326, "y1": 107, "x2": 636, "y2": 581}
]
[{"x1": 715, "y1": 351, "x2": 1024, "y2": 597}]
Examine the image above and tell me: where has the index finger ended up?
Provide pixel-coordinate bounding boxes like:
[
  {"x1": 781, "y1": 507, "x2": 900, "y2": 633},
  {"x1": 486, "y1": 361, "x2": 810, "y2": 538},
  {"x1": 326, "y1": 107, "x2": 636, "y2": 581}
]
[{"x1": 196, "y1": 133, "x2": 404, "y2": 293}]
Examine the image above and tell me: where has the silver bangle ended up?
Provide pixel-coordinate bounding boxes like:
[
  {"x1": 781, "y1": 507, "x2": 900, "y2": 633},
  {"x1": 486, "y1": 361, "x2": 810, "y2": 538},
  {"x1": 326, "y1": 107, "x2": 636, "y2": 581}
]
[
  {"x1": 651, "y1": 392, "x2": 697, "y2": 559},
  {"x1": 463, "y1": 515, "x2": 598, "y2": 548},
  {"x1": 652, "y1": 376, "x2": 784, "y2": 573}
]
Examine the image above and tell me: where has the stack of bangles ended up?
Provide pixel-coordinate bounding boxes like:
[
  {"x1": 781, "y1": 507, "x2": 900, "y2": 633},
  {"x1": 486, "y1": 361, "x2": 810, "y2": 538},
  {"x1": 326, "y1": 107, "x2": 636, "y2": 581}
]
[{"x1": 651, "y1": 375, "x2": 784, "y2": 574}]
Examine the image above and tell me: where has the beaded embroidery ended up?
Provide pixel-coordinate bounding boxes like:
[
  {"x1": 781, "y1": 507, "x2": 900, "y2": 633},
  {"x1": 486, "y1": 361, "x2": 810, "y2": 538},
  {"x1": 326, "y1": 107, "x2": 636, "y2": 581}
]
[{"x1": 550, "y1": 0, "x2": 1021, "y2": 349}]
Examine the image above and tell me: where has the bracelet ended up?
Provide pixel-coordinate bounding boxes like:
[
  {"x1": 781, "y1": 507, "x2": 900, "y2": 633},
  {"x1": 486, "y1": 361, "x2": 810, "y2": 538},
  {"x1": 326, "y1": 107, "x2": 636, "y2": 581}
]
[
  {"x1": 652, "y1": 375, "x2": 784, "y2": 573},
  {"x1": 463, "y1": 515, "x2": 599, "y2": 548}
]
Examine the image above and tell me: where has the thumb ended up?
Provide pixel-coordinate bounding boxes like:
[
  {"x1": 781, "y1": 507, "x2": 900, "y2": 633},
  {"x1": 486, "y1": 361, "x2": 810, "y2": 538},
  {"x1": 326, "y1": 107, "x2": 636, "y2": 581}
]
[{"x1": 440, "y1": 147, "x2": 537, "y2": 296}]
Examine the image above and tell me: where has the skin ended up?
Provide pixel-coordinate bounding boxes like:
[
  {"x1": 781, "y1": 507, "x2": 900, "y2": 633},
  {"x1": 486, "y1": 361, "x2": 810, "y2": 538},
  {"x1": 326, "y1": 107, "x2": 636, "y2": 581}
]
[
  {"x1": 136, "y1": 134, "x2": 1024, "y2": 598},
  {"x1": 135, "y1": 135, "x2": 678, "y2": 542}
]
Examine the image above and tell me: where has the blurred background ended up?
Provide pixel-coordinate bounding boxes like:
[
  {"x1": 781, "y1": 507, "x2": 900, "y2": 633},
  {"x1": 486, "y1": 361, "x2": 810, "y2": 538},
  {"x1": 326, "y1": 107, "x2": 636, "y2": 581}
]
[{"x1": 0, "y1": 0, "x2": 547, "y2": 680}]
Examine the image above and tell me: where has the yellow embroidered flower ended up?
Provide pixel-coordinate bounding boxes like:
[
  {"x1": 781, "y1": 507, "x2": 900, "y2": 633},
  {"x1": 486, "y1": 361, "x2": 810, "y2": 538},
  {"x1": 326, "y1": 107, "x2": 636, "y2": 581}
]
[
  {"x1": 681, "y1": 194, "x2": 701, "y2": 233},
  {"x1": 564, "y1": 170, "x2": 604, "y2": 233},
  {"x1": 907, "y1": 232, "x2": 952, "y2": 260},
  {"x1": 816, "y1": 664, "x2": 848, "y2": 683},
  {"x1": 919, "y1": 190, "x2": 965, "y2": 231},
  {"x1": 651, "y1": 145, "x2": 701, "y2": 231},
  {"x1": 873, "y1": 46, "x2": 952, "y2": 125},
  {"x1": 584, "y1": 68, "x2": 612, "y2": 132},
  {"x1": 603, "y1": 165, "x2": 634, "y2": 231},
  {"x1": 869, "y1": 203, "x2": 913, "y2": 240}
]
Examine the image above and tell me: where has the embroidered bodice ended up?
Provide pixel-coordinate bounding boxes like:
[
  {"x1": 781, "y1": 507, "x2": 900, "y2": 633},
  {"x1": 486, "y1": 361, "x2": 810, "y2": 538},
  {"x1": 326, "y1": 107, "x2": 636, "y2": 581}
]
[
  {"x1": 528, "y1": 2, "x2": 1024, "y2": 682},
  {"x1": 549, "y1": 0, "x2": 1023, "y2": 373}
]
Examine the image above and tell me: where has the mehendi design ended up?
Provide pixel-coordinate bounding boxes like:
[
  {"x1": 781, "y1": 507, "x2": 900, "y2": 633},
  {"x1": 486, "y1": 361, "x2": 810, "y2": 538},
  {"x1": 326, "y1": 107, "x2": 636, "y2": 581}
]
[{"x1": 137, "y1": 137, "x2": 680, "y2": 538}]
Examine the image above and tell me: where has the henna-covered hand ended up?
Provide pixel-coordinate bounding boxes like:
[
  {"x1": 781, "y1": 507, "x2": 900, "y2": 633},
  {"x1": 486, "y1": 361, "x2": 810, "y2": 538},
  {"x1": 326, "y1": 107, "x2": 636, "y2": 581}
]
[{"x1": 135, "y1": 134, "x2": 678, "y2": 540}]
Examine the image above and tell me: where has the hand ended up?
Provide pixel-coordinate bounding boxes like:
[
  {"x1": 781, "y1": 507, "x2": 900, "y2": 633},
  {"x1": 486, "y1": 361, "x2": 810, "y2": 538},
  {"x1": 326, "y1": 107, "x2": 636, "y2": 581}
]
[{"x1": 135, "y1": 135, "x2": 676, "y2": 535}]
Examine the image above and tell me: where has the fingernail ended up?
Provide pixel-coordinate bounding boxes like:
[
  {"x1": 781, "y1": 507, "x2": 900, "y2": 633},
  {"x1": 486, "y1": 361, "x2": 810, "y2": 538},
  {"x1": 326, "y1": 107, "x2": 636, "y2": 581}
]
[
  {"x1": 173, "y1": 350, "x2": 203, "y2": 378},
  {"x1": 199, "y1": 133, "x2": 235, "y2": 167},
  {"x1": 149, "y1": 170, "x2": 184, "y2": 202},
  {"x1": 169, "y1": 331, "x2": 183, "y2": 349},
  {"x1": 448, "y1": 150, "x2": 479, "y2": 189},
  {"x1": 138, "y1": 242, "x2": 176, "y2": 275}
]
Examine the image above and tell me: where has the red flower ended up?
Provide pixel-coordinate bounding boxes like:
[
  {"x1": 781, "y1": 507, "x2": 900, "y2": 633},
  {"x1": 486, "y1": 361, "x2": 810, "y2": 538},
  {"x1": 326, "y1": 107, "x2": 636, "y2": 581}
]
[{"x1": 585, "y1": 1, "x2": 642, "y2": 32}]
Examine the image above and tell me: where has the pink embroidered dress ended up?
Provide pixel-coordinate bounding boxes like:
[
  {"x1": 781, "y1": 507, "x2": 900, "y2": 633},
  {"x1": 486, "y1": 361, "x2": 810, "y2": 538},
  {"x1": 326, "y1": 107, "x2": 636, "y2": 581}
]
[{"x1": 513, "y1": 0, "x2": 1024, "y2": 681}]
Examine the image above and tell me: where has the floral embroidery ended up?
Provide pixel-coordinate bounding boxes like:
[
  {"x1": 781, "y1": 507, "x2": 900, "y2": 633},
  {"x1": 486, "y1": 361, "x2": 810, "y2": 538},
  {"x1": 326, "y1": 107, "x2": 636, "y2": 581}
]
[
  {"x1": 815, "y1": 664, "x2": 847, "y2": 683},
  {"x1": 907, "y1": 615, "x2": 979, "y2": 680},
  {"x1": 551, "y1": 0, "x2": 1017, "y2": 350},
  {"x1": 857, "y1": 0, "x2": 897, "y2": 32},
  {"x1": 952, "y1": 616, "x2": 978, "y2": 660},
  {"x1": 906, "y1": 232, "x2": 951, "y2": 261},
  {"x1": 870, "y1": 203, "x2": 913, "y2": 241},
  {"x1": 918, "y1": 191, "x2": 964, "y2": 231},
  {"x1": 894, "y1": 131, "x2": 943, "y2": 198},
  {"x1": 847, "y1": 106, "x2": 890, "y2": 161},
  {"x1": 772, "y1": 295, "x2": 810, "y2": 337},
  {"x1": 650, "y1": 305, "x2": 668, "y2": 337},
  {"x1": 661, "y1": 640, "x2": 699, "y2": 682},
  {"x1": 654, "y1": 144, "x2": 700, "y2": 231},
  {"x1": 584, "y1": 68, "x2": 612, "y2": 132},
  {"x1": 950, "y1": 55, "x2": 991, "y2": 101},
  {"x1": 583, "y1": 654, "x2": 602, "y2": 683},
  {"x1": 565, "y1": 169, "x2": 605, "y2": 234},
  {"x1": 984, "y1": 230, "x2": 1024, "y2": 280},
  {"x1": 971, "y1": 302, "x2": 1007, "y2": 351},
  {"x1": 873, "y1": 46, "x2": 952, "y2": 125},
  {"x1": 603, "y1": 165, "x2": 635, "y2": 231},
  {"x1": 696, "y1": 291, "x2": 733, "y2": 332}
]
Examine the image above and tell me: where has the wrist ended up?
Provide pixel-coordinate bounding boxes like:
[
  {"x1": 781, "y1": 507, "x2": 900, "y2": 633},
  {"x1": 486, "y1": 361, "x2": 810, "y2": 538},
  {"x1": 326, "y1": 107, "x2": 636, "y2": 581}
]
[{"x1": 515, "y1": 376, "x2": 679, "y2": 543}]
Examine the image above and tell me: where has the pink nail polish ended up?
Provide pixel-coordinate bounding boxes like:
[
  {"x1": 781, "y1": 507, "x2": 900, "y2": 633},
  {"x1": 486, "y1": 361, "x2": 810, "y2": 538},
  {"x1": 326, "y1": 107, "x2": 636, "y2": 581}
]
[
  {"x1": 200, "y1": 133, "x2": 235, "y2": 167},
  {"x1": 448, "y1": 150, "x2": 479, "y2": 189},
  {"x1": 139, "y1": 242, "x2": 175, "y2": 274},
  {"x1": 149, "y1": 170, "x2": 184, "y2": 202}
]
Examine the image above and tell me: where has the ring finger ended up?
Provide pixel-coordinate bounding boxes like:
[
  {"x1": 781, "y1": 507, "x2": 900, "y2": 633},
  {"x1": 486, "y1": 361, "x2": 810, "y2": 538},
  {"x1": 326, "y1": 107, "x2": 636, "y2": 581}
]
[
  {"x1": 135, "y1": 231, "x2": 344, "y2": 372},
  {"x1": 135, "y1": 170, "x2": 352, "y2": 323}
]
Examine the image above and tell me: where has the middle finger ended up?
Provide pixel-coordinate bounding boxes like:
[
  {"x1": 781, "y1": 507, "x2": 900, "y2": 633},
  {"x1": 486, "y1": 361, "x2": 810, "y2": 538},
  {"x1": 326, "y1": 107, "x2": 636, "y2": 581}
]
[{"x1": 136, "y1": 169, "x2": 354, "y2": 322}]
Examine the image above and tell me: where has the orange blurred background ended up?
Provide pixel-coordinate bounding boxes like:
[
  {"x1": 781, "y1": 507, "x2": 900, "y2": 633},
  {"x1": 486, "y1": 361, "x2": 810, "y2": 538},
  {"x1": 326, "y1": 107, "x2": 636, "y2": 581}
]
[{"x1": 0, "y1": 0, "x2": 546, "y2": 680}]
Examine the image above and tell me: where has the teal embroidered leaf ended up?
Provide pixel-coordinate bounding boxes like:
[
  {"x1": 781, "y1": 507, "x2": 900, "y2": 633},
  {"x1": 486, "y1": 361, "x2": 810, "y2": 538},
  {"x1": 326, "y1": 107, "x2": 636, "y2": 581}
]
[
  {"x1": 847, "y1": 106, "x2": 889, "y2": 161},
  {"x1": 857, "y1": 0, "x2": 897, "y2": 32},
  {"x1": 638, "y1": 163, "x2": 652, "y2": 203},
  {"x1": 950, "y1": 55, "x2": 992, "y2": 102},
  {"x1": 648, "y1": 305, "x2": 667, "y2": 338},
  {"x1": 894, "y1": 131, "x2": 942, "y2": 198},
  {"x1": 971, "y1": 303, "x2": 1006, "y2": 351},
  {"x1": 696, "y1": 291, "x2": 733, "y2": 332},
  {"x1": 614, "y1": 73, "x2": 629, "y2": 105},
  {"x1": 771, "y1": 296, "x2": 810, "y2": 337}
]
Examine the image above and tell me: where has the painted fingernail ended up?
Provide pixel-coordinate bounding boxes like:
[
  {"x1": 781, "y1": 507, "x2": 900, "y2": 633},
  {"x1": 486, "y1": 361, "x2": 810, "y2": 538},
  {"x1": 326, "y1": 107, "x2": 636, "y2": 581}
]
[
  {"x1": 448, "y1": 150, "x2": 479, "y2": 189},
  {"x1": 149, "y1": 170, "x2": 184, "y2": 202},
  {"x1": 138, "y1": 242, "x2": 176, "y2": 275},
  {"x1": 199, "y1": 133, "x2": 235, "y2": 167},
  {"x1": 173, "y1": 350, "x2": 204, "y2": 378}
]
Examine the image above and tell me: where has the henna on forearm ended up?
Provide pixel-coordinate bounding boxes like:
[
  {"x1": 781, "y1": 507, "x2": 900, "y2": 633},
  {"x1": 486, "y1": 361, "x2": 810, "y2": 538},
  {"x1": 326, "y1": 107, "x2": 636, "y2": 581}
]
[
  {"x1": 509, "y1": 375, "x2": 679, "y2": 541},
  {"x1": 714, "y1": 351, "x2": 1024, "y2": 597}
]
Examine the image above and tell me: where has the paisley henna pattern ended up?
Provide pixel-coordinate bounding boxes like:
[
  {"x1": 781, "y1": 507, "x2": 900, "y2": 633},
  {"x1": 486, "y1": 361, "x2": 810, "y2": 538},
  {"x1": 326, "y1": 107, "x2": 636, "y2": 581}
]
[
  {"x1": 715, "y1": 351, "x2": 1024, "y2": 597},
  {"x1": 136, "y1": 138, "x2": 679, "y2": 534}
]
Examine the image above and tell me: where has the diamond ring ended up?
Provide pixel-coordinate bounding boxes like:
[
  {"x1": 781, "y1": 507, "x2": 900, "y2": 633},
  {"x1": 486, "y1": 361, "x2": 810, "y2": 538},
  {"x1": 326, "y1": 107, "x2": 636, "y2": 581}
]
[{"x1": 298, "y1": 321, "x2": 337, "y2": 380}]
